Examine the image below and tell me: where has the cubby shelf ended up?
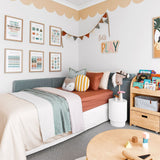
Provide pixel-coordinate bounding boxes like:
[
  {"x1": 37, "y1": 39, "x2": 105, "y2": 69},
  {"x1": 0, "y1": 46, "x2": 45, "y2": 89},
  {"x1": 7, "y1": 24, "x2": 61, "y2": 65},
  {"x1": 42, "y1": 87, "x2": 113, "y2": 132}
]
[{"x1": 130, "y1": 76, "x2": 160, "y2": 133}]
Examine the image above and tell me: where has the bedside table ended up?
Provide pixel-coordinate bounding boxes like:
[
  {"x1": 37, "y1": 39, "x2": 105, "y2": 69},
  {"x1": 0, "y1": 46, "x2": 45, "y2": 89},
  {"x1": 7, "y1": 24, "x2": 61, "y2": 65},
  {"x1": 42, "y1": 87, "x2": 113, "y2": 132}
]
[{"x1": 109, "y1": 98, "x2": 127, "y2": 127}]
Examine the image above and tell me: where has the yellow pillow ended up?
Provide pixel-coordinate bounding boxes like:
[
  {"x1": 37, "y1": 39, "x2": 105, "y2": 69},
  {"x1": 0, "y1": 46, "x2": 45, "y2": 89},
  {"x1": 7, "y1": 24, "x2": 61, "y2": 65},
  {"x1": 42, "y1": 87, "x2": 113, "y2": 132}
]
[{"x1": 75, "y1": 75, "x2": 90, "y2": 91}]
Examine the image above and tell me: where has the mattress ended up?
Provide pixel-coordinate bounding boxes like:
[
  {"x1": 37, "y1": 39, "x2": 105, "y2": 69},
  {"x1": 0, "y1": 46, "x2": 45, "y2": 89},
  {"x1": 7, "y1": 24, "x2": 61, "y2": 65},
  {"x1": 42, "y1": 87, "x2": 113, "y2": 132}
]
[{"x1": 72, "y1": 89, "x2": 113, "y2": 112}]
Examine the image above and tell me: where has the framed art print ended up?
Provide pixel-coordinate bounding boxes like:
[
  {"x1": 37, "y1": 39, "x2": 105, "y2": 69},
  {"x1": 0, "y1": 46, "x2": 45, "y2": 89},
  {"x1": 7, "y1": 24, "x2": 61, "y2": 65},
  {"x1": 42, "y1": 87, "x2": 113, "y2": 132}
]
[
  {"x1": 30, "y1": 21, "x2": 45, "y2": 44},
  {"x1": 49, "y1": 52, "x2": 61, "y2": 72},
  {"x1": 5, "y1": 15, "x2": 23, "y2": 42},
  {"x1": 49, "y1": 26, "x2": 62, "y2": 46},
  {"x1": 29, "y1": 50, "x2": 44, "y2": 72},
  {"x1": 5, "y1": 49, "x2": 23, "y2": 73}
]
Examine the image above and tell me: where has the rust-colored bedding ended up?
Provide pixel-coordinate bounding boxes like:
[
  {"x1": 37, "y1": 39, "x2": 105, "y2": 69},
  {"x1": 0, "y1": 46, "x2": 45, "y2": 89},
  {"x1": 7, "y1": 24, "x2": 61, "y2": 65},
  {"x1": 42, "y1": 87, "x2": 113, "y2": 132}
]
[{"x1": 72, "y1": 89, "x2": 113, "y2": 112}]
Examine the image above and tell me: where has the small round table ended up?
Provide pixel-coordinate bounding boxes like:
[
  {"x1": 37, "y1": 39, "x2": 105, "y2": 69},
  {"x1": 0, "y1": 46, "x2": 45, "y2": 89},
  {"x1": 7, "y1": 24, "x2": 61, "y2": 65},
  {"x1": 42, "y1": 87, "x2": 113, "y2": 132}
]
[
  {"x1": 109, "y1": 98, "x2": 127, "y2": 127},
  {"x1": 86, "y1": 129, "x2": 160, "y2": 160}
]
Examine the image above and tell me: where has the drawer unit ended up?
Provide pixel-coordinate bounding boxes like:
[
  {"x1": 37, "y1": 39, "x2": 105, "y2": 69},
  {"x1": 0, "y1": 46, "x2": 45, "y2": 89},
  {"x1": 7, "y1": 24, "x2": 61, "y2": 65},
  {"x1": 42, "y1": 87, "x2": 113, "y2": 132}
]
[{"x1": 130, "y1": 110, "x2": 160, "y2": 132}]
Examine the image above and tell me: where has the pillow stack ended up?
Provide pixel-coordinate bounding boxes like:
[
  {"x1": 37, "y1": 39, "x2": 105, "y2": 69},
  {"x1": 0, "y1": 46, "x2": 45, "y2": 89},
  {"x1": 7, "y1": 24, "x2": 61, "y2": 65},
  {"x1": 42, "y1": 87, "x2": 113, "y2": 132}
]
[{"x1": 62, "y1": 68, "x2": 110, "y2": 92}]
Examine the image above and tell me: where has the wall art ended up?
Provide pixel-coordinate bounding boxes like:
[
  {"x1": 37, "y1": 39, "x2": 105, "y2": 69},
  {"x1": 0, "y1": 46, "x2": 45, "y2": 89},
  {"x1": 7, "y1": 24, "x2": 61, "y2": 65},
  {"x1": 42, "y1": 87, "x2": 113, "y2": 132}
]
[
  {"x1": 153, "y1": 16, "x2": 160, "y2": 58},
  {"x1": 5, "y1": 15, "x2": 23, "y2": 42},
  {"x1": 30, "y1": 21, "x2": 45, "y2": 44},
  {"x1": 29, "y1": 50, "x2": 44, "y2": 72},
  {"x1": 101, "y1": 41, "x2": 120, "y2": 53},
  {"x1": 49, "y1": 26, "x2": 62, "y2": 46},
  {"x1": 49, "y1": 52, "x2": 61, "y2": 72},
  {"x1": 5, "y1": 49, "x2": 23, "y2": 73}
]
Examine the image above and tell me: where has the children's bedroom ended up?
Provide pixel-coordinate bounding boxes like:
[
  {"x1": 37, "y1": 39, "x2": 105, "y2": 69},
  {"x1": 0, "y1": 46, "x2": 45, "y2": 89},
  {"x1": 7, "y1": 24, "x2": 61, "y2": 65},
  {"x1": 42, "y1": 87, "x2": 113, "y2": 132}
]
[{"x1": 0, "y1": 0, "x2": 160, "y2": 160}]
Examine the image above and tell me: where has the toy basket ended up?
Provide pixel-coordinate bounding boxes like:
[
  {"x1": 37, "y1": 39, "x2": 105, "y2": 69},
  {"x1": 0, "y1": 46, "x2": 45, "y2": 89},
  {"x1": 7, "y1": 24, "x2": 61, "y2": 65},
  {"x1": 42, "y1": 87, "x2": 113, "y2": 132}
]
[{"x1": 135, "y1": 96, "x2": 160, "y2": 112}]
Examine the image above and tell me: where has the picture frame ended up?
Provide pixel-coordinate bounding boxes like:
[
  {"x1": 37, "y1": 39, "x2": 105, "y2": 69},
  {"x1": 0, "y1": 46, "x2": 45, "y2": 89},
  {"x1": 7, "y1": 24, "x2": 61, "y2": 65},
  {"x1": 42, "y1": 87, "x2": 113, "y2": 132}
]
[
  {"x1": 4, "y1": 48, "x2": 23, "y2": 73},
  {"x1": 30, "y1": 21, "x2": 45, "y2": 44},
  {"x1": 29, "y1": 50, "x2": 44, "y2": 72},
  {"x1": 4, "y1": 15, "x2": 23, "y2": 42},
  {"x1": 49, "y1": 52, "x2": 61, "y2": 72},
  {"x1": 153, "y1": 16, "x2": 160, "y2": 58},
  {"x1": 49, "y1": 26, "x2": 62, "y2": 46}
]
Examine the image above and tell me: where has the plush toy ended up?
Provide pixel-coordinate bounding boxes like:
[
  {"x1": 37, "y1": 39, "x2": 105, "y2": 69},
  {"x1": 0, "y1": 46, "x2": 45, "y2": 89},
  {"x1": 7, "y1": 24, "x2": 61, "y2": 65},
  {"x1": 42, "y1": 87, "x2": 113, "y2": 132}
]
[
  {"x1": 112, "y1": 71, "x2": 130, "y2": 89},
  {"x1": 112, "y1": 71, "x2": 130, "y2": 101}
]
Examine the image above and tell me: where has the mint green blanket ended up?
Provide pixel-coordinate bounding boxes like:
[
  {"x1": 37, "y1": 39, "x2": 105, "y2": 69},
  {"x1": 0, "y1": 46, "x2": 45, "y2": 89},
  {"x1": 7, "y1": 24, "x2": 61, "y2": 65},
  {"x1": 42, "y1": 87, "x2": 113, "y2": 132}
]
[{"x1": 24, "y1": 89, "x2": 71, "y2": 135}]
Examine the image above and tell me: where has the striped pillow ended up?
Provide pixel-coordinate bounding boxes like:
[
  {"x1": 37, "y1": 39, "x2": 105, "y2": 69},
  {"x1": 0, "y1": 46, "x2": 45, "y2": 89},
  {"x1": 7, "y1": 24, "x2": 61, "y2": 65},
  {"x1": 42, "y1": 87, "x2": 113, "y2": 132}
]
[{"x1": 75, "y1": 75, "x2": 90, "y2": 92}]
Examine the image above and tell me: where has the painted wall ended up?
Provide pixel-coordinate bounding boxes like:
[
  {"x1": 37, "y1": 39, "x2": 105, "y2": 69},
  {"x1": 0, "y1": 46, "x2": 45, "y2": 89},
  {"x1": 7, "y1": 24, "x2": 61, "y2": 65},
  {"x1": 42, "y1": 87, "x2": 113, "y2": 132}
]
[
  {"x1": 79, "y1": 0, "x2": 160, "y2": 74},
  {"x1": 0, "y1": 0, "x2": 79, "y2": 93}
]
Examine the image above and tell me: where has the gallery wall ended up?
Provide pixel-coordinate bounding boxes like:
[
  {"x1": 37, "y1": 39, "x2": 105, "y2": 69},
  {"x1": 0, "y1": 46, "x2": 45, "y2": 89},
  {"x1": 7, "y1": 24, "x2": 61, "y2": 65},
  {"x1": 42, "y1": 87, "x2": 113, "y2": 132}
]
[
  {"x1": 0, "y1": 0, "x2": 79, "y2": 93},
  {"x1": 78, "y1": 0, "x2": 160, "y2": 74}
]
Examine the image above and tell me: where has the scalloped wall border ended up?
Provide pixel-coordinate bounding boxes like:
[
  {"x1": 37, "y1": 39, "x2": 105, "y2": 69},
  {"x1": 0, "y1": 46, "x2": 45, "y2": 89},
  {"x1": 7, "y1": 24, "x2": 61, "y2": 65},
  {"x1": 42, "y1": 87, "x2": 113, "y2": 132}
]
[{"x1": 11, "y1": 0, "x2": 144, "y2": 21}]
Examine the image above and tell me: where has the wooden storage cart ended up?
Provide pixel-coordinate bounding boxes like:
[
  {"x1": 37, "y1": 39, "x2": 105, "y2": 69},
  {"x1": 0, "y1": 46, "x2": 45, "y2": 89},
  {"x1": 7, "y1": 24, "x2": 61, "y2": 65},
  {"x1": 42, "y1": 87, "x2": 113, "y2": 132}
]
[{"x1": 130, "y1": 76, "x2": 160, "y2": 133}]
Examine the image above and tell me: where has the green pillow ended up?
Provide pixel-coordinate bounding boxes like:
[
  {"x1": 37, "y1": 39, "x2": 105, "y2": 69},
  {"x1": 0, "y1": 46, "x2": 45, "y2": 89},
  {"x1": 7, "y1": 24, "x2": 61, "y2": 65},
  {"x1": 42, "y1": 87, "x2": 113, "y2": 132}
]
[{"x1": 67, "y1": 68, "x2": 86, "y2": 78}]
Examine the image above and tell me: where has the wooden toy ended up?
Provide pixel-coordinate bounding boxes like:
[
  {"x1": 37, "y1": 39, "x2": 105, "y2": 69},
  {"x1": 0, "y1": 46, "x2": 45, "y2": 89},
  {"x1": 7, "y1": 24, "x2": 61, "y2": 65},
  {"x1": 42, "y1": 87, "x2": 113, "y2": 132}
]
[
  {"x1": 143, "y1": 132, "x2": 150, "y2": 149},
  {"x1": 125, "y1": 141, "x2": 132, "y2": 148},
  {"x1": 132, "y1": 136, "x2": 138, "y2": 143}
]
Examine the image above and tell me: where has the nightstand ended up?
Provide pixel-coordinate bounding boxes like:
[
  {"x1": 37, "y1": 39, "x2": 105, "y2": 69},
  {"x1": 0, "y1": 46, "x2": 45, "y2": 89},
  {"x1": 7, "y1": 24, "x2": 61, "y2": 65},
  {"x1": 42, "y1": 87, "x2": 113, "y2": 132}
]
[{"x1": 109, "y1": 98, "x2": 127, "y2": 127}]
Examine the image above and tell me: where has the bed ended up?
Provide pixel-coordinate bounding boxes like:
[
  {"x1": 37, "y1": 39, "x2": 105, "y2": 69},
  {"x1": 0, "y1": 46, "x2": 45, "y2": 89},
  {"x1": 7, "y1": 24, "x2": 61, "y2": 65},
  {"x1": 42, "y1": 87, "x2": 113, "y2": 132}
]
[{"x1": 0, "y1": 77, "x2": 113, "y2": 160}]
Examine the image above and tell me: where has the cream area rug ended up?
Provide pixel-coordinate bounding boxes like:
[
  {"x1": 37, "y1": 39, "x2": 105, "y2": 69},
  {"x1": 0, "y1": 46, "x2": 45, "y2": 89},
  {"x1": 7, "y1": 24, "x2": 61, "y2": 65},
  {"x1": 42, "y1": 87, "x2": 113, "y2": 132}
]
[{"x1": 75, "y1": 156, "x2": 86, "y2": 160}]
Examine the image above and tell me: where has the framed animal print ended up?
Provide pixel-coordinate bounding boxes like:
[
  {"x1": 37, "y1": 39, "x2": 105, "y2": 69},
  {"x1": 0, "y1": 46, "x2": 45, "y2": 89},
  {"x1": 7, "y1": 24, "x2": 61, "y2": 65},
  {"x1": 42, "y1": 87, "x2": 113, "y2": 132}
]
[
  {"x1": 30, "y1": 21, "x2": 45, "y2": 44},
  {"x1": 5, "y1": 49, "x2": 23, "y2": 73},
  {"x1": 49, "y1": 52, "x2": 61, "y2": 72},
  {"x1": 4, "y1": 15, "x2": 23, "y2": 42},
  {"x1": 49, "y1": 26, "x2": 62, "y2": 46},
  {"x1": 29, "y1": 50, "x2": 44, "y2": 72}
]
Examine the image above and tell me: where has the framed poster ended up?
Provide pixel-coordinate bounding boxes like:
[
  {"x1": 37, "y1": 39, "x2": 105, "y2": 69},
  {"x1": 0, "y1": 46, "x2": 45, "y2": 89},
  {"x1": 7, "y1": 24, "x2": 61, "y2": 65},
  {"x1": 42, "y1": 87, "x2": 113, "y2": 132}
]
[
  {"x1": 153, "y1": 16, "x2": 160, "y2": 58},
  {"x1": 29, "y1": 50, "x2": 44, "y2": 72},
  {"x1": 49, "y1": 26, "x2": 62, "y2": 46},
  {"x1": 30, "y1": 21, "x2": 45, "y2": 44},
  {"x1": 5, "y1": 49, "x2": 23, "y2": 73},
  {"x1": 49, "y1": 52, "x2": 61, "y2": 72},
  {"x1": 4, "y1": 15, "x2": 23, "y2": 42}
]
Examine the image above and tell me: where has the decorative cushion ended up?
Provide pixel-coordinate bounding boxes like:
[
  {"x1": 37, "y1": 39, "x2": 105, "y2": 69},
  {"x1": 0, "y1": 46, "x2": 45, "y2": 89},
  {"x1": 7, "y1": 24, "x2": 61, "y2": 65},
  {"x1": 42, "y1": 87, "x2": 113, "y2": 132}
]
[
  {"x1": 75, "y1": 75, "x2": 90, "y2": 92},
  {"x1": 86, "y1": 72, "x2": 104, "y2": 90},
  {"x1": 62, "y1": 77, "x2": 75, "y2": 91},
  {"x1": 68, "y1": 68, "x2": 86, "y2": 78},
  {"x1": 99, "y1": 71, "x2": 110, "y2": 89}
]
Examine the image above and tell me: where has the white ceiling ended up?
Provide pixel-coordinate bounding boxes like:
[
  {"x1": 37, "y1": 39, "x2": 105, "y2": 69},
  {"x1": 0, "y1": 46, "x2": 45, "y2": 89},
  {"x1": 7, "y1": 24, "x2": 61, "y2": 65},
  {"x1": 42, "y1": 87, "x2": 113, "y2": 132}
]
[{"x1": 53, "y1": 0, "x2": 106, "y2": 10}]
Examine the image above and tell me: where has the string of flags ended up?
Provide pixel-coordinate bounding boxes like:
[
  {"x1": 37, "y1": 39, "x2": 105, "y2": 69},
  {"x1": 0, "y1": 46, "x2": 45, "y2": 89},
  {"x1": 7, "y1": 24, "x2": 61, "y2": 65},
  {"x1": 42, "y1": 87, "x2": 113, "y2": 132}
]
[{"x1": 61, "y1": 12, "x2": 110, "y2": 41}]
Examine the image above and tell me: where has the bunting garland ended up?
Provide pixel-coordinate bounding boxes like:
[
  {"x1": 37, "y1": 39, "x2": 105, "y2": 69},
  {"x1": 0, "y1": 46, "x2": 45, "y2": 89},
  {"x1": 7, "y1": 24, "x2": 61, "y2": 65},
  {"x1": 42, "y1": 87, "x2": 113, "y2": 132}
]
[{"x1": 62, "y1": 12, "x2": 110, "y2": 41}]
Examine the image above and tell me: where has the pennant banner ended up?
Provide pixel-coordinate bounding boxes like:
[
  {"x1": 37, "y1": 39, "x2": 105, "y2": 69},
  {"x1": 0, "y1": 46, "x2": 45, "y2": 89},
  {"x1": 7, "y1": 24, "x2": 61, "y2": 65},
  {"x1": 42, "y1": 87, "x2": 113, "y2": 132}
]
[{"x1": 62, "y1": 12, "x2": 110, "y2": 40}]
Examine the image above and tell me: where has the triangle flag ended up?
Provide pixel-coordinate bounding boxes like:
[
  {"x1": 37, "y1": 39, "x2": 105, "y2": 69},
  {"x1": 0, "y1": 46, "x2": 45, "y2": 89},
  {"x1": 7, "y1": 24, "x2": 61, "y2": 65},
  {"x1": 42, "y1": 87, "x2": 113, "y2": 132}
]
[
  {"x1": 103, "y1": 12, "x2": 108, "y2": 18},
  {"x1": 85, "y1": 33, "x2": 90, "y2": 38},
  {"x1": 104, "y1": 18, "x2": 109, "y2": 24},
  {"x1": 79, "y1": 36, "x2": 84, "y2": 40},
  {"x1": 73, "y1": 36, "x2": 78, "y2": 40},
  {"x1": 99, "y1": 18, "x2": 104, "y2": 23},
  {"x1": 95, "y1": 24, "x2": 100, "y2": 29},
  {"x1": 62, "y1": 31, "x2": 67, "y2": 36}
]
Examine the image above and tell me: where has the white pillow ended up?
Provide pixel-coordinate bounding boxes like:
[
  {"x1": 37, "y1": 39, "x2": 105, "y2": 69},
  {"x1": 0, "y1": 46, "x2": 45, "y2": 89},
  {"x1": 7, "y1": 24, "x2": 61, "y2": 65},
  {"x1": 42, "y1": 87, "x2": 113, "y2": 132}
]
[
  {"x1": 62, "y1": 78, "x2": 75, "y2": 91},
  {"x1": 99, "y1": 71, "x2": 110, "y2": 89}
]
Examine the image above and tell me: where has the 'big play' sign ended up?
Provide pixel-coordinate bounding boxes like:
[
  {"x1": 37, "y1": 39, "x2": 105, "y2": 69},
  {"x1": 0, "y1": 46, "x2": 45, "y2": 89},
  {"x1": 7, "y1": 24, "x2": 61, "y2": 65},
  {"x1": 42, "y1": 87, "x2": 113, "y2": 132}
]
[{"x1": 101, "y1": 41, "x2": 120, "y2": 53}]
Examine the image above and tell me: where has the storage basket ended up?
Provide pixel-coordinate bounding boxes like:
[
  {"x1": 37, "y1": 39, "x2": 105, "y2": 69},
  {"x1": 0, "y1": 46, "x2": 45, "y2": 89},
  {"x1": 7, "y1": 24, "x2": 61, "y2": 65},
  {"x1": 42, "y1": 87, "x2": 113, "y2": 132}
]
[{"x1": 135, "y1": 96, "x2": 160, "y2": 112}]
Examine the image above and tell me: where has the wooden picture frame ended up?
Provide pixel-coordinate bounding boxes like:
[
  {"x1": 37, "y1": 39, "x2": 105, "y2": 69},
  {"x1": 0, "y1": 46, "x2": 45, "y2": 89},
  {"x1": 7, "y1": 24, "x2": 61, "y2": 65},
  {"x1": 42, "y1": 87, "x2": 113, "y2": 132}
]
[
  {"x1": 30, "y1": 21, "x2": 45, "y2": 45},
  {"x1": 49, "y1": 26, "x2": 62, "y2": 46},
  {"x1": 4, "y1": 48, "x2": 23, "y2": 73},
  {"x1": 4, "y1": 15, "x2": 23, "y2": 42},
  {"x1": 49, "y1": 52, "x2": 61, "y2": 72},
  {"x1": 29, "y1": 50, "x2": 44, "y2": 72},
  {"x1": 153, "y1": 16, "x2": 160, "y2": 58}
]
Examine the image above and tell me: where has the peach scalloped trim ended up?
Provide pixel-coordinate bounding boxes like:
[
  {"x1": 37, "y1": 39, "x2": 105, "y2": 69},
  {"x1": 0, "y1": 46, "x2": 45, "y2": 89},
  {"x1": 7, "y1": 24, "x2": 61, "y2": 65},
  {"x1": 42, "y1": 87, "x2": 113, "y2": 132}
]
[{"x1": 11, "y1": 0, "x2": 144, "y2": 21}]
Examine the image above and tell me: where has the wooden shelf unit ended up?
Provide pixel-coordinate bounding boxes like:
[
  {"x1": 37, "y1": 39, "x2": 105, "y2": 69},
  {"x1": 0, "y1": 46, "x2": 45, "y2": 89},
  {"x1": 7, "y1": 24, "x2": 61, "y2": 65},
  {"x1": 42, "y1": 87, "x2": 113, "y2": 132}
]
[{"x1": 130, "y1": 76, "x2": 160, "y2": 133}]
